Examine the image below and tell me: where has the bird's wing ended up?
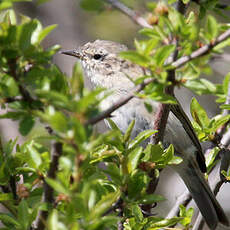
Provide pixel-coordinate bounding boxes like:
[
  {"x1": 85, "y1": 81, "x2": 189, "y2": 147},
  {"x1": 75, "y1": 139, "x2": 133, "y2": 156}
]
[{"x1": 170, "y1": 102, "x2": 206, "y2": 172}]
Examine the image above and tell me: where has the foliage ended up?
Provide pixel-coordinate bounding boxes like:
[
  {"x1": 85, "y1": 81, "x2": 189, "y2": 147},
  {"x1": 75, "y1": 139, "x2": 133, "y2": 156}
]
[{"x1": 0, "y1": 0, "x2": 230, "y2": 229}]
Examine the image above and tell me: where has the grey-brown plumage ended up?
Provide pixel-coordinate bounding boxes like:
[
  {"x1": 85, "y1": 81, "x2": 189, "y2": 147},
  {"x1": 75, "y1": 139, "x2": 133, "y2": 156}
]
[{"x1": 61, "y1": 40, "x2": 229, "y2": 229}]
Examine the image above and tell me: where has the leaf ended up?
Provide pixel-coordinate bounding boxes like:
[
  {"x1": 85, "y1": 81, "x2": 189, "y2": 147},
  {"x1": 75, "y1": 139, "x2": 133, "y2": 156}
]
[
  {"x1": 139, "y1": 194, "x2": 165, "y2": 204},
  {"x1": 0, "y1": 193, "x2": 13, "y2": 201},
  {"x1": 209, "y1": 115, "x2": 230, "y2": 132},
  {"x1": 45, "y1": 178, "x2": 70, "y2": 195},
  {"x1": 190, "y1": 98, "x2": 210, "y2": 128},
  {"x1": 37, "y1": 24, "x2": 57, "y2": 43},
  {"x1": 80, "y1": 0, "x2": 105, "y2": 11},
  {"x1": 148, "y1": 217, "x2": 184, "y2": 228},
  {"x1": 123, "y1": 120, "x2": 135, "y2": 143},
  {"x1": 0, "y1": 213, "x2": 20, "y2": 227},
  {"x1": 131, "y1": 204, "x2": 143, "y2": 222},
  {"x1": 162, "y1": 144, "x2": 174, "y2": 164},
  {"x1": 143, "y1": 144, "x2": 164, "y2": 162},
  {"x1": 87, "y1": 190, "x2": 121, "y2": 220},
  {"x1": 206, "y1": 147, "x2": 219, "y2": 173},
  {"x1": 120, "y1": 51, "x2": 149, "y2": 66},
  {"x1": 184, "y1": 78, "x2": 217, "y2": 95},
  {"x1": 47, "y1": 209, "x2": 59, "y2": 230},
  {"x1": 128, "y1": 171, "x2": 148, "y2": 199},
  {"x1": 127, "y1": 147, "x2": 143, "y2": 173},
  {"x1": 206, "y1": 15, "x2": 218, "y2": 41},
  {"x1": 154, "y1": 44, "x2": 175, "y2": 66},
  {"x1": 18, "y1": 200, "x2": 29, "y2": 230},
  {"x1": 19, "y1": 115, "x2": 35, "y2": 136},
  {"x1": 26, "y1": 141, "x2": 42, "y2": 169},
  {"x1": 18, "y1": 20, "x2": 40, "y2": 50},
  {"x1": 128, "y1": 130, "x2": 157, "y2": 150}
]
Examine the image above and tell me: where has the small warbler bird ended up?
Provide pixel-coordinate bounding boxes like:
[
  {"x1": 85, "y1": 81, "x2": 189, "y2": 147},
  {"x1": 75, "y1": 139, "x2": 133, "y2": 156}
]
[{"x1": 61, "y1": 40, "x2": 229, "y2": 229}]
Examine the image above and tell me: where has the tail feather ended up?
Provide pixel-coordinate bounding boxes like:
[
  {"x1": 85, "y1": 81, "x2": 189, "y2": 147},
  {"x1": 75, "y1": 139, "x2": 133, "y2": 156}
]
[{"x1": 173, "y1": 159, "x2": 229, "y2": 230}]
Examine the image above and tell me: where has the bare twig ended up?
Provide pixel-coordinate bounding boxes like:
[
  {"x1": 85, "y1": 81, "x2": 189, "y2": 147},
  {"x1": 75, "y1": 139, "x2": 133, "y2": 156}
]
[
  {"x1": 104, "y1": 0, "x2": 152, "y2": 28},
  {"x1": 166, "y1": 190, "x2": 192, "y2": 219},
  {"x1": 192, "y1": 213, "x2": 205, "y2": 230},
  {"x1": 34, "y1": 142, "x2": 62, "y2": 230}
]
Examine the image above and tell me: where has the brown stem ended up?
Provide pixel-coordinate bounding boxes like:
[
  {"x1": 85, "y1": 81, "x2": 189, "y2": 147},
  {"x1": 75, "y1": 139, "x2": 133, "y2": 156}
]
[
  {"x1": 104, "y1": 0, "x2": 152, "y2": 28},
  {"x1": 34, "y1": 142, "x2": 62, "y2": 230}
]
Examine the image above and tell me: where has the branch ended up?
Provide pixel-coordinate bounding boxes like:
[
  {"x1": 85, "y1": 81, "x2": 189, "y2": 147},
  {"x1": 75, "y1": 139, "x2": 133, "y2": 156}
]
[
  {"x1": 192, "y1": 213, "x2": 205, "y2": 230},
  {"x1": 166, "y1": 190, "x2": 192, "y2": 219},
  {"x1": 104, "y1": 0, "x2": 152, "y2": 28},
  {"x1": 34, "y1": 142, "x2": 62, "y2": 230},
  {"x1": 171, "y1": 28, "x2": 230, "y2": 68}
]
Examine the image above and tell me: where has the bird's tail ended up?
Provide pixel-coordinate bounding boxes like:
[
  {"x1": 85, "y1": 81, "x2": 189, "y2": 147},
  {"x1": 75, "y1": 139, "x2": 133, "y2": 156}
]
[{"x1": 173, "y1": 158, "x2": 229, "y2": 230}]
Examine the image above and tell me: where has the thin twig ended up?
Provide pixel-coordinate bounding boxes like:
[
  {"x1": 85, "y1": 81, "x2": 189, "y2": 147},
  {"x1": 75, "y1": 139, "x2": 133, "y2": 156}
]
[
  {"x1": 34, "y1": 142, "x2": 62, "y2": 230},
  {"x1": 104, "y1": 0, "x2": 152, "y2": 28},
  {"x1": 192, "y1": 213, "x2": 205, "y2": 230},
  {"x1": 171, "y1": 28, "x2": 230, "y2": 68},
  {"x1": 166, "y1": 190, "x2": 192, "y2": 219}
]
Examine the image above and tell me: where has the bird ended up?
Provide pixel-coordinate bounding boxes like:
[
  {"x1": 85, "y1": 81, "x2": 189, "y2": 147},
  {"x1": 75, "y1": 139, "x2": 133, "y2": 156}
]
[{"x1": 60, "y1": 39, "x2": 229, "y2": 229}]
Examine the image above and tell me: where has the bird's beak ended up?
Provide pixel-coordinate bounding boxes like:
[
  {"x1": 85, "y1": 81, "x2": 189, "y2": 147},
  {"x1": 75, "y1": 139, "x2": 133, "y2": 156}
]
[{"x1": 59, "y1": 49, "x2": 81, "y2": 59}]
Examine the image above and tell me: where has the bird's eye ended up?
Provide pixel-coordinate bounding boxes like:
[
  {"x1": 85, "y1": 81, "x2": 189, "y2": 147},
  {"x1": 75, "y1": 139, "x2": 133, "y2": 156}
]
[{"x1": 93, "y1": 54, "x2": 102, "y2": 60}]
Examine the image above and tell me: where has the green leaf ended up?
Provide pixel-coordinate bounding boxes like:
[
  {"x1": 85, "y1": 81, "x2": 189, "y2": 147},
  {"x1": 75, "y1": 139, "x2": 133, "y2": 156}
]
[
  {"x1": 128, "y1": 130, "x2": 156, "y2": 150},
  {"x1": 209, "y1": 115, "x2": 230, "y2": 132},
  {"x1": 19, "y1": 115, "x2": 35, "y2": 136},
  {"x1": 123, "y1": 120, "x2": 135, "y2": 143},
  {"x1": 120, "y1": 51, "x2": 149, "y2": 67},
  {"x1": 143, "y1": 144, "x2": 164, "y2": 162},
  {"x1": 18, "y1": 200, "x2": 29, "y2": 230},
  {"x1": 184, "y1": 78, "x2": 217, "y2": 95},
  {"x1": 87, "y1": 190, "x2": 121, "y2": 220},
  {"x1": 18, "y1": 20, "x2": 40, "y2": 50},
  {"x1": 127, "y1": 147, "x2": 143, "y2": 173},
  {"x1": 26, "y1": 141, "x2": 42, "y2": 169},
  {"x1": 139, "y1": 194, "x2": 165, "y2": 204},
  {"x1": 37, "y1": 0, "x2": 51, "y2": 5},
  {"x1": 182, "y1": 0, "x2": 189, "y2": 3},
  {"x1": 162, "y1": 144, "x2": 174, "y2": 164},
  {"x1": 131, "y1": 204, "x2": 143, "y2": 222},
  {"x1": 148, "y1": 217, "x2": 183, "y2": 228},
  {"x1": 45, "y1": 178, "x2": 70, "y2": 195},
  {"x1": 80, "y1": 0, "x2": 105, "y2": 11},
  {"x1": 190, "y1": 98, "x2": 210, "y2": 128},
  {"x1": 154, "y1": 44, "x2": 175, "y2": 66},
  {"x1": 37, "y1": 24, "x2": 57, "y2": 43},
  {"x1": 0, "y1": 213, "x2": 20, "y2": 227},
  {"x1": 0, "y1": 75, "x2": 19, "y2": 97},
  {"x1": 206, "y1": 15, "x2": 218, "y2": 41},
  {"x1": 47, "y1": 209, "x2": 59, "y2": 230},
  {"x1": 46, "y1": 106, "x2": 68, "y2": 132},
  {"x1": 206, "y1": 147, "x2": 219, "y2": 173},
  {"x1": 128, "y1": 171, "x2": 148, "y2": 199},
  {"x1": 0, "y1": 193, "x2": 13, "y2": 201}
]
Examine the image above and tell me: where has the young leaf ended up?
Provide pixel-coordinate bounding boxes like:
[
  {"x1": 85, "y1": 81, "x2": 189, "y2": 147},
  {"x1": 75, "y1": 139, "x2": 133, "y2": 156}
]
[
  {"x1": 190, "y1": 98, "x2": 210, "y2": 128},
  {"x1": 154, "y1": 44, "x2": 175, "y2": 66},
  {"x1": 128, "y1": 130, "x2": 156, "y2": 150},
  {"x1": 127, "y1": 146, "x2": 143, "y2": 173},
  {"x1": 123, "y1": 120, "x2": 135, "y2": 143},
  {"x1": 19, "y1": 115, "x2": 35, "y2": 136},
  {"x1": 120, "y1": 51, "x2": 149, "y2": 67},
  {"x1": 206, "y1": 15, "x2": 218, "y2": 41},
  {"x1": 18, "y1": 200, "x2": 29, "y2": 230}
]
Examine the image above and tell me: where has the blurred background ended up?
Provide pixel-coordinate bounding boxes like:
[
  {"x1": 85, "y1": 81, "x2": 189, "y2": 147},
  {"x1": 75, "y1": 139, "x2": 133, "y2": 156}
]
[{"x1": 1, "y1": 0, "x2": 230, "y2": 227}]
